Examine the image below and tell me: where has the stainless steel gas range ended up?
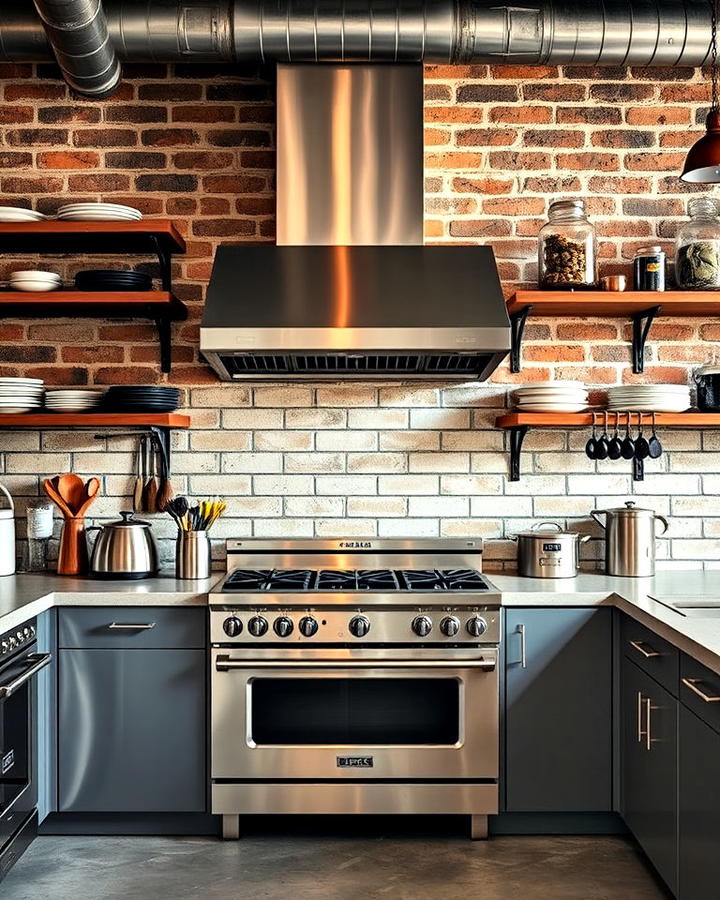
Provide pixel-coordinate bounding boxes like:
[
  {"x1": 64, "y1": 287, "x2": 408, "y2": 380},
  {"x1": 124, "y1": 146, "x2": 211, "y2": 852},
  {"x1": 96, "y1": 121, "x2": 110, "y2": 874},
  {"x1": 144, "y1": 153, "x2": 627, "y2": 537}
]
[{"x1": 209, "y1": 539, "x2": 501, "y2": 840}]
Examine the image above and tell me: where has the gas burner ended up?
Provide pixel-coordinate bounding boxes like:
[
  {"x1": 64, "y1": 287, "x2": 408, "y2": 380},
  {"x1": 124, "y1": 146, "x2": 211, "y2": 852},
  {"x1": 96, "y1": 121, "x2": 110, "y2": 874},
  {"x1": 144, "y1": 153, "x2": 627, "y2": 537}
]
[
  {"x1": 266, "y1": 569, "x2": 314, "y2": 591},
  {"x1": 441, "y1": 569, "x2": 489, "y2": 590},
  {"x1": 316, "y1": 569, "x2": 357, "y2": 590},
  {"x1": 356, "y1": 569, "x2": 399, "y2": 590},
  {"x1": 399, "y1": 569, "x2": 446, "y2": 590},
  {"x1": 224, "y1": 569, "x2": 272, "y2": 590}
]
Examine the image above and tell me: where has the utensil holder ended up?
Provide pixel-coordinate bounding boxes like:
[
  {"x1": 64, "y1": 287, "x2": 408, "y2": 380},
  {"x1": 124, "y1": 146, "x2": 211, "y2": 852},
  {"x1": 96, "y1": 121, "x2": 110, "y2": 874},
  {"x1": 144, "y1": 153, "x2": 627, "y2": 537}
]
[
  {"x1": 57, "y1": 517, "x2": 89, "y2": 576},
  {"x1": 176, "y1": 530, "x2": 211, "y2": 580}
]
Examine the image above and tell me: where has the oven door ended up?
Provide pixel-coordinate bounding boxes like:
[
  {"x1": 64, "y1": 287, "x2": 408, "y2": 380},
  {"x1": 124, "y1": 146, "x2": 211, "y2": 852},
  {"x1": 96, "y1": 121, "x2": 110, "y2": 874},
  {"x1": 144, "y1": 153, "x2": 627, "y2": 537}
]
[
  {"x1": 0, "y1": 649, "x2": 51, "y2": 850},
  {"x1": 212, "y1": 648, "x2": 498, "y2": 780}
]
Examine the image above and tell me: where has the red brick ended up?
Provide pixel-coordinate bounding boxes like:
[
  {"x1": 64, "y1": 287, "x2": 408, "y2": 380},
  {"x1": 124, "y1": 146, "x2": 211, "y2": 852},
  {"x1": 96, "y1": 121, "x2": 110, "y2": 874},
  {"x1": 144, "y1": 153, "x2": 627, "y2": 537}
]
[
  {"x1": 556, "y1": 153, "x2": 620, "y2": 171},
  {"x1": 452, "y1": 176, "x2": 514, "y2": 195},
  {"x1": 448, "y1": 220, "x2": 511, "y2": 238},
  {"x1": 425, "y1": 107, "x2": 485, "y2": 123},
  {"x1": 62, "y1": 346, "x2": 124, "y2": 364},
  {"x1": 626, "y1": 107, "x2": 691, "y2": 126},
  {"x1": 0, "y1": 106, "x2": 33, "y2": 124},
  {"x1": 489, "y1": 107, "x2": 553, "y2": 124},
  {"x1": 456, "y1": 128, "x2": 518, "y2": 147},
  {"x1": 171, "y1": 106, "x2": 236, "y2": 123},
  {"x1": 37, "y1": 151, "x2": 100, "y2": 169}
]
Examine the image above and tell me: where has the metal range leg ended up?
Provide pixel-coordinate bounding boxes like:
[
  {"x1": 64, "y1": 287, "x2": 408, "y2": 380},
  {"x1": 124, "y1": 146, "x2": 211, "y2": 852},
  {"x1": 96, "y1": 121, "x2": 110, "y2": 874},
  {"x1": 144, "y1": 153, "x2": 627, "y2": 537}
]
[
  {"x1": 470, "y1": 814, "x2": 489, "y2": 840},
  {"x1": 222, "y1": 814, "x2": 240, "y2": 840}
]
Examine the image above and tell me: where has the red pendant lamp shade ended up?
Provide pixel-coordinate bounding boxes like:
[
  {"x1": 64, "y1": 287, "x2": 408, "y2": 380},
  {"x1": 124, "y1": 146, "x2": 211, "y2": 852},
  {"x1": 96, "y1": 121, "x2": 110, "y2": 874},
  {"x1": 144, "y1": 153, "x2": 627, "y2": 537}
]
[{"x1": 681, "y1": 0, "x2": 720, "y2": 183}]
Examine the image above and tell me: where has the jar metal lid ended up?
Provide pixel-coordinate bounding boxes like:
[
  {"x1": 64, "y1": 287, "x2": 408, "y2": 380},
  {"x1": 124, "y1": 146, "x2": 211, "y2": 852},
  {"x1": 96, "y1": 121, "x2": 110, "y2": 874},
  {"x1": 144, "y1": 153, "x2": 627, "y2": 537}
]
[
  {"x1": 635, "y1": 246, "x2": 664, "y2": 257},
  {"x1": 549, "y1": 198, "x2": 585, "y2": 213}
]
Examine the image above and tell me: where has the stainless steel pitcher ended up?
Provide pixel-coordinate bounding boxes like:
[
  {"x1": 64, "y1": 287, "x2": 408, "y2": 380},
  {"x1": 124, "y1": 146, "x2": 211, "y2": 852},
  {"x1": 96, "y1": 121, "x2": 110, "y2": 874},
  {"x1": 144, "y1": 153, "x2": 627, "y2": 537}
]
[{"x1": 591, "y1": 501, "x2": 668, "y2": 577}]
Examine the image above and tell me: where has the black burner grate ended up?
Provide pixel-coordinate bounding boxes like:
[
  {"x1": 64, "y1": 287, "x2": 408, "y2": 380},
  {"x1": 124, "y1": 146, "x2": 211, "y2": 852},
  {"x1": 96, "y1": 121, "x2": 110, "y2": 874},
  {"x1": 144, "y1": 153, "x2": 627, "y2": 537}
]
[{"x1": 222, "y1": 567, "x2": 488, "y2": 592}]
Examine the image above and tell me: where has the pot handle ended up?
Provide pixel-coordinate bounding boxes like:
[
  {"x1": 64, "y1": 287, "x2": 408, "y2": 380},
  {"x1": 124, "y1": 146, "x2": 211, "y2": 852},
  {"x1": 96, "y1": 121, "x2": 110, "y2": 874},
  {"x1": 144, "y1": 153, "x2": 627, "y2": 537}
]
[
  {"x1": 531, "y1": 522, "x2": 562, "y2": 532},
  {"x1": 655, "y1": 515, "x2": 669, "y2": 535},
  {"x1": 590, "y1": 510, "x2": 607, "y2": 530},
  {"x1": 579, "y1": 534, "x2": 592, "y2": 543}
]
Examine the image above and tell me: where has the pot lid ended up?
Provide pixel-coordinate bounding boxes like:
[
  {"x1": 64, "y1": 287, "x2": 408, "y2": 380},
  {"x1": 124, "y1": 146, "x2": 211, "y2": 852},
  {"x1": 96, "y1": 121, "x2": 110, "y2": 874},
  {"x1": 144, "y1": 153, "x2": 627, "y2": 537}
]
[
  {"x1": 695, "y1": 365, "x2": 720, "y2": 375},
  {"x1": 105, "y1": 510, "x2": 152, "y2": 528},
  {"x1": 605, "y1": 501, "x2": 657, "y2": 516},
  {"x1": 516, "y1": 522, "x2": 578, "y2": 538}
]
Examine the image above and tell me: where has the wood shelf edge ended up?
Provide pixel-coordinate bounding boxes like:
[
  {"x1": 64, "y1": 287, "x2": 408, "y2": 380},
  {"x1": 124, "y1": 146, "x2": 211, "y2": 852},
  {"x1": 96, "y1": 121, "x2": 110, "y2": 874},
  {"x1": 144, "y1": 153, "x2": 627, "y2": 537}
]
[
  {"x1": 0, "y1": 413, "x2": 191, "y2": 428},
  {"x1": 495, "y1": 412, "x2": 720, "y2": 428}
]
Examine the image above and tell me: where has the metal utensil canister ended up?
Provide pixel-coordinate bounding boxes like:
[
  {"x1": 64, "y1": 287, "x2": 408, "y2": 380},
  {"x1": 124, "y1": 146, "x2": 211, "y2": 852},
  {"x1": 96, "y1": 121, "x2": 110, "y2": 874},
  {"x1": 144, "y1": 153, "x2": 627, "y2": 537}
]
[
  {"x1": 591, "y1": 501, "x2": 669, "y2": 577},
  {"x1": 176, "y1": 530, "x2": 211, "y2": 580}
]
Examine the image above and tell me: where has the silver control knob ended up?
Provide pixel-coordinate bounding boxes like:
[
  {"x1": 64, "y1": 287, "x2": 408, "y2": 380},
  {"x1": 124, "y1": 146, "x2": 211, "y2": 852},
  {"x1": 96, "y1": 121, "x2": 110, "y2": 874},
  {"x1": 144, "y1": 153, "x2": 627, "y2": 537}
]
[
  {"x1": 248, "y1": 615, "x2": 268, "y2": 637},
  {"x1": 223, "y1": 616, "x2": 243, "y2": 638},
  {"x1": 29, "y1": 625, "x2": 36, "y2": 638},
  {"x1": 16, "y1": 631, "x2": 23, "y2": 643},
  {"x1": 466, "y1": 615, "x2": 488, "y2": 637},
  {"x1": 349, "y1": 615, "x2": 370, "y2": 638},
  {"x1": 23, "y1": 627, "x2": 31, "y2": 639},
  {"x1": 411, "y1": 615, "x2": 433, "y2": 637},
  {"x1": 274, "y1": 616, "x2": 294, "y2": 638},
  {"x1": 1, "y1": 640, "x2": 8, "y2": 654},
  {"x1": 440, "y1": 616, "x2": 460, "y2": 637},
  {"x1": 8, "y1": 636, "x2": 16, "y2": 649},
  {"x1": 299, "y1": 616, "x2": 319, "y2": 638}
]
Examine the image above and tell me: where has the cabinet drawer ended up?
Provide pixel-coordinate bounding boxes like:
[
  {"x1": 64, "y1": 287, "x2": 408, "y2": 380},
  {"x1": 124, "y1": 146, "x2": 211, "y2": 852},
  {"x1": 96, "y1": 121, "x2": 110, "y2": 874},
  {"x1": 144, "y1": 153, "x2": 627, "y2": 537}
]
[
  {"x1": 621, "y1": 615, "x2": 678, "y2": 695},
  {"x1": 680, "y1": 654, "x2": 720, "y2": 733},
  {"x1": 59, "y1": 607, "x2": 206, "y2": 649}
]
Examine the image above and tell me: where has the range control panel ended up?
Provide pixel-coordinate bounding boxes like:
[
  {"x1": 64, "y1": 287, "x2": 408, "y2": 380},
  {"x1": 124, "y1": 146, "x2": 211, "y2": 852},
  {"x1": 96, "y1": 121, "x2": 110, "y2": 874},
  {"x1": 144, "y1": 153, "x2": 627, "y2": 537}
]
[
  {"x1": 210, "y1": 608, "x2": 500, "y2": 645},
  {"x1": 0, "y1": 620, "x2": 36, "y2": 659}
]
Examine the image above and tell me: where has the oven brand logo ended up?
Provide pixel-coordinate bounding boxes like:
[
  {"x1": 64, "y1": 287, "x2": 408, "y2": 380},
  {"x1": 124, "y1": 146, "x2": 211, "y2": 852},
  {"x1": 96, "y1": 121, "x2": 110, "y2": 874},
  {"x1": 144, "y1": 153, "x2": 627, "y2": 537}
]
[
  {"x1": 339, "y1": 541, "x2": 372, "y2": 549},
  {"x1": 1, "y1": 749, "x2": 14, "y2": 775},
  {"x1": 337, "y1": 756, "x2": 373, "y2": 768}
]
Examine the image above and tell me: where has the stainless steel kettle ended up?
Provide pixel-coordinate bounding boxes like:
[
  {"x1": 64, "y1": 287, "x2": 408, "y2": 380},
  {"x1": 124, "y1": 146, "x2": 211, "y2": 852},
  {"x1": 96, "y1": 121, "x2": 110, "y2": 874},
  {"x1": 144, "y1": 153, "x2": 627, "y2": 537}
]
[
  {"x1": 591, "y1": 501, "x2": 668, "y2": 577},
  {"x1": 89, "y1": 511, "x2": 159, "y2": 579}
]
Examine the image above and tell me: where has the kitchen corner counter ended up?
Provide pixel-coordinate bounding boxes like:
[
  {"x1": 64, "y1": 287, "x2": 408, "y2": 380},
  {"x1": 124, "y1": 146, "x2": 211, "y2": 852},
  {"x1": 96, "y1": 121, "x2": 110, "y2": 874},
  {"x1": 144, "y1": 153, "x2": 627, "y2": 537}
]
[
  {"x1": 0, "y1": 572, "x2": 222, "y2": 635},
  {"x1": 491, "y1": 570, "x2": 720, "y2": 677}
]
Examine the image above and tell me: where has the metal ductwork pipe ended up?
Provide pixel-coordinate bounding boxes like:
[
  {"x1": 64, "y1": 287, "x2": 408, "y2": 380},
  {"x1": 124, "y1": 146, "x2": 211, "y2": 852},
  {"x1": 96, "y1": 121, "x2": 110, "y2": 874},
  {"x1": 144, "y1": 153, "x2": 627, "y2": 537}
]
[
  {"x1": 31, "y1": 0, "x2": 120, "y2": 96},
  {"x1": 0, "y1": 0, "x2": 713, "y2": 96}
]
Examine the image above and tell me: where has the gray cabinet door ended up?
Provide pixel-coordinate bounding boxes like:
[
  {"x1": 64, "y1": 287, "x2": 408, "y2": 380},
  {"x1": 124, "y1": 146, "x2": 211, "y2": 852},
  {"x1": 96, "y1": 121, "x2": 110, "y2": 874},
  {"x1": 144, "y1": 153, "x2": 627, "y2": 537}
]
[
  {"x1": 505, "y1": 608, "x2": 612, "y2": 812},
  {"x1": 679, "y1": 705, "x2": 720, "y2": 900},
  {"x1": 621, "y1": 655, "x2": 678, "y2": 895},
  {"x1": 58, "y1": 649, "x2": 206, "y2": 813}
]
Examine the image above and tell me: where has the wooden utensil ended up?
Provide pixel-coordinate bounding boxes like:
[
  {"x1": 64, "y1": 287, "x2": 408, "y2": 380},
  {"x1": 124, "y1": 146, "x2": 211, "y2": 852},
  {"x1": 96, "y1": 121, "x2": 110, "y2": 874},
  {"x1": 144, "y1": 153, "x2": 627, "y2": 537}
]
[
  {"x1": 57, "y1": 473, "x2": 86, "y2": 517},
  {"x1": 144, "y1": 440, "x2": 158, "y2": 513},
  {"x1": 76, "y1": 477, "x2": 101, "y2": 518},
  {"x1": 43, "y1": 476, "x2": 75, "y2": 520},
  {"x1": 57, "y1": 517, "x2": 89, "y2": 576},
  {"x1": 132, "y1": 436, "x2": 144, "y2": 513}
]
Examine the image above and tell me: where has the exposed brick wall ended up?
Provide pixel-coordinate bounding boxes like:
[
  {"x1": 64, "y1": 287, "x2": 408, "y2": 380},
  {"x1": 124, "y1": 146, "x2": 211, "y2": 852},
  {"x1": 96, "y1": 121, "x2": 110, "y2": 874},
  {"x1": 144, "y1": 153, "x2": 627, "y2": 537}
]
[{"x1": 0, "y1": 61, "x2": 719, "y2": 568}]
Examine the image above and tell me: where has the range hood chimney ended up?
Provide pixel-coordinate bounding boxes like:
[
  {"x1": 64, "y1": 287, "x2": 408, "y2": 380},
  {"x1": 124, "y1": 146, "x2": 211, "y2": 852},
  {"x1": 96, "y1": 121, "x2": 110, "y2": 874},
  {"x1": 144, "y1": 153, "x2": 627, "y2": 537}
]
[{"x1": 200, "y1": 63, "x2": 511, "y2": 382}]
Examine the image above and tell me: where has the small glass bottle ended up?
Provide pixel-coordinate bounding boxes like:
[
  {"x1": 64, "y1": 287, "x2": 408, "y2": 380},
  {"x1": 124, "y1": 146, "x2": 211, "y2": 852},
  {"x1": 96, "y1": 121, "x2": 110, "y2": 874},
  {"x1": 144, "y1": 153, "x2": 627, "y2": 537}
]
[
  {"x1": 538, "y1": 199, "x2": 598, "y2": 290},
  {"x1": 675, "y1": 196, "x2": 720, "y2": 290}
]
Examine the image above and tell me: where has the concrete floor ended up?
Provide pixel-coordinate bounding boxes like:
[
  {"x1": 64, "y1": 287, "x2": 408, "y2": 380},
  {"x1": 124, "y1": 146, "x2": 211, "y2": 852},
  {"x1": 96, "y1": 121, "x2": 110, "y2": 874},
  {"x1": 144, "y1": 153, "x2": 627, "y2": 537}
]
[{"x1": 1, "y1": 831, "x2": 668, "y2": 900}]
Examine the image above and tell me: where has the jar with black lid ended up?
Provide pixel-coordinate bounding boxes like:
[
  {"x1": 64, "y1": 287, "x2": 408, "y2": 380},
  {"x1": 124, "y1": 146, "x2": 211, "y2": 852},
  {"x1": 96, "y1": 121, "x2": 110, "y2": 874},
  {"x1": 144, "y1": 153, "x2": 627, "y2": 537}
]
[
  {"x1": 633, "y1": 246, "x2": 666, "y2": 291},
  {"x1": 538, "y1": 199, "x2": 597, "y2": 290}
]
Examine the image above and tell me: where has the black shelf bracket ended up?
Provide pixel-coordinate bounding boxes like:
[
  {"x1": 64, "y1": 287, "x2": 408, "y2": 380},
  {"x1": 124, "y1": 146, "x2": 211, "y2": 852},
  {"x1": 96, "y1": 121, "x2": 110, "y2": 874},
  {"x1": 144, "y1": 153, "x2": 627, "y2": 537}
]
[
  {"x1": 631, "y1": 305, "x2": 662, "y2": 374},
  {"x1": 509, "y1": 425, "x2": 529, "y2": 482},
  {"x1": 150, "y1": 235, "x2": 173, "y2": 292},
  {"x1": 154, "y1": 314, "x2": 173, "y2": 374},
  {"x1": 510, "y1": 306, "x2": 533, "y2": 373}
]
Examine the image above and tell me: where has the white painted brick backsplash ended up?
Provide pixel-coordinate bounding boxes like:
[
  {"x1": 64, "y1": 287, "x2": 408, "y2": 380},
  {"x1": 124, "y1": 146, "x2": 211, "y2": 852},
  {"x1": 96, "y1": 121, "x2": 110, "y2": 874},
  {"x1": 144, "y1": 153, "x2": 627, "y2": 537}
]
[{"x1": 5, "y1": 381, "x2": 719, "y2": 569}]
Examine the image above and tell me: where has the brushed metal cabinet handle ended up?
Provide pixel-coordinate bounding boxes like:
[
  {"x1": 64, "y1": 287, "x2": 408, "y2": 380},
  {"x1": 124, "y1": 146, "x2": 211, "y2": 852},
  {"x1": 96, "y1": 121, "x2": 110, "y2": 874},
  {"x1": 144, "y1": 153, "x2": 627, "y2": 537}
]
[
  {"x1": 107, "y1": 622, "x2": 156, "y2": 630},
  {"x1": 517, "y1": 624, "x2": 527, "y2": 669},
  {"x1": 682, "y1": 677, "x2": 720, "y2": 703},
  {"x1": 645, "y1": 697, "x2": 652, "y2": 751},
  {"x1": 629, "y1": 640, "x2": 660, "y2": 659},
  {"x1": 637, "y1": 691, "x2": 644, "y2": 743}
]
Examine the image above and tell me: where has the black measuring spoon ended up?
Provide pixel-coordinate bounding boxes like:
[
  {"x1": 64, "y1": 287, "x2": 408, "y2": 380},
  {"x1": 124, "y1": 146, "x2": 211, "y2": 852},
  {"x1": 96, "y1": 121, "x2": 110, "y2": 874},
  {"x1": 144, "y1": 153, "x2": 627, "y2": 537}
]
[
  {"x1": 621, "y1": 412, "x2": 636, "y2": 460},
  {"x1": 608, "y1": 412, "x2": 623, "y2": 460},
  {"x1": 634, "y1": 411, "x2": 650, "y2": 460},
  {"x1": 585, "y1": 412, "x2": 599, "y2": 459},
  {"x1": 595, "y1": 411, "x2": 610, "y2": 460},
  {"x1": 648, "y1": 412, "x2": 663, "y2": 459}
]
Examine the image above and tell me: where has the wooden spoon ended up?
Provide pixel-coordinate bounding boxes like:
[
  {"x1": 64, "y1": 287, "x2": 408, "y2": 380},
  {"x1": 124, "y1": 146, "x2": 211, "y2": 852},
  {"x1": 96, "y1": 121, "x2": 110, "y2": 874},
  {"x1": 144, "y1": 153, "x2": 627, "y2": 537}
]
[
  {"x1": 43, "y1": 476, "x2": 75, "y2": 520},
  {"x1": 57, "y1": 473, "x2": 86, "y2": 516},
  {"x1": 76, "y1": 477, "x2": 101, "y2": 518}
]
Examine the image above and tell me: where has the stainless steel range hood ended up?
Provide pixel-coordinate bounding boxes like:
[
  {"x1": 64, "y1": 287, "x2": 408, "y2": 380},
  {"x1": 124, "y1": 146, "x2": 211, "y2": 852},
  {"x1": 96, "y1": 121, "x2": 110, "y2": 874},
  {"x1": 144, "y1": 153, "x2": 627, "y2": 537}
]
[
  {"x1": 200, "y1": 244, "x2": 509, "y2": 381},
  {"x1": 200, "y1": 63, "x2": 511, "y2": 381}
]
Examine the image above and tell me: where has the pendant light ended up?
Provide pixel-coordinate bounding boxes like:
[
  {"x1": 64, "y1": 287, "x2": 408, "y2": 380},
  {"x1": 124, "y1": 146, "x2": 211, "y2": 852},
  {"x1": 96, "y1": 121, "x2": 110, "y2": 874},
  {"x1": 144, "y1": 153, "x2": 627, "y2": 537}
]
[{"x1": 682, "y1": 0, "x2": 720, "y2": 183}]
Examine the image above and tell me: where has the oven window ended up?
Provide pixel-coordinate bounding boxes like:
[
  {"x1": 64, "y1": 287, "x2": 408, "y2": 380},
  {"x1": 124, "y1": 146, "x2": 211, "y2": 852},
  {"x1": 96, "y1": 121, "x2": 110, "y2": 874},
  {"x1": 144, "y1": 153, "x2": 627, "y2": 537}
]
[
  {"x1": 0, "y1": 678, "x2": 29, "y2": 813},
  {"x1": 251, "y1": 678, "x2": 459, "y2": 745}
]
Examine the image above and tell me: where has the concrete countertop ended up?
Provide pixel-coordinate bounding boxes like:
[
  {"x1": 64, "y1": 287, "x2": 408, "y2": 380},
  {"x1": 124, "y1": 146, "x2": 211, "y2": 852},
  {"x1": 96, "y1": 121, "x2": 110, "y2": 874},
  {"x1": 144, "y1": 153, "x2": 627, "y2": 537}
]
[
  {"x1": 3, "y1": 568, "x2": 720, "y2": 677},
  {"x1": 490, "y1": 570, "x2": 720, "y2": 676},
  {"x1": 0, "y1": 572, "x2": 222, "y2": 636}
]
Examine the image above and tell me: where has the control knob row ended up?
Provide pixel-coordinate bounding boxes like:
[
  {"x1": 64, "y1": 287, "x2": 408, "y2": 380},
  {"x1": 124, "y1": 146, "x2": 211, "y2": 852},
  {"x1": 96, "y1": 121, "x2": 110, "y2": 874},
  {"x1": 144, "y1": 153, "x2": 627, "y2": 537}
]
[
  {"x1": 411, "y1": 615, "x2": 487, "y2": 637},
  {"x1": 222, "y1": 615, "x2": 319, "y2": 639}
]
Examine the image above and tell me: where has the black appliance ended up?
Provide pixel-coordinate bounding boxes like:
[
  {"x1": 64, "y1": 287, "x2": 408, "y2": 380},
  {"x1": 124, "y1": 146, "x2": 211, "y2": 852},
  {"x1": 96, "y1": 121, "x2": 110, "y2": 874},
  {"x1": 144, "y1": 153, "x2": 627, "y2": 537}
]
[{"x1": 0, "y1": 619, "x2": 51, "y2": 882}]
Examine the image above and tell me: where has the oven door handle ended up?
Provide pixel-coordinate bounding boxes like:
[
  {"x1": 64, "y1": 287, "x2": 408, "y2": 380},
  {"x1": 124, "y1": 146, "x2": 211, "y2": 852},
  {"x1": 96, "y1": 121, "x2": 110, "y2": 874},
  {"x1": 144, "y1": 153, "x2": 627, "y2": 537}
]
[
  {"x1": 0, "y1": 652, "x2": 52, "y2": 699},
  {"x1": 215, "y1": 655, "x2": 497, "y2": 672}
]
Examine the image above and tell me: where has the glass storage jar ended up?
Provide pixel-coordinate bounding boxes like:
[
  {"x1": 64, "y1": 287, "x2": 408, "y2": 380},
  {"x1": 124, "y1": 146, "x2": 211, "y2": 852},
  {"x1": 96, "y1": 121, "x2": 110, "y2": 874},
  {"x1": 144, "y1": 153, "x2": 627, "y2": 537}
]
[
  {"x1": 538, "y1": 199, "x2": 597, "y2": 290},
  {"x1": 675, "y1": 196, "x2": 720, "y2": 290}
]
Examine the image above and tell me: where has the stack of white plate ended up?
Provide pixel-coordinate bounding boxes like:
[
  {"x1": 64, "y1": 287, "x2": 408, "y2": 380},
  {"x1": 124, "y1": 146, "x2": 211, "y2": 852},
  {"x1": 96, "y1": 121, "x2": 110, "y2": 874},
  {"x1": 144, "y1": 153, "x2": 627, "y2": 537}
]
[
  {"x1": 0, "y1": 378, "x2": 44, "y2": 413},
  {"x1": 0, "y1": 207, "x2": 47, "y2": 223},
  {"x1": 44, "y1": 389, "x2": 104, "y2": 413},
  {"x1": 512, "y1": 381, "x2": 590, "y2": 413},
  {"x1": 606, "y1": 384, "x2": 691, "y2": 412},
  {"x1": 9, "y1": 270, "x2": 62, "y2": 292},
  {"x1": 56, "y1": 203, "x2": 142, "y2": 222}
]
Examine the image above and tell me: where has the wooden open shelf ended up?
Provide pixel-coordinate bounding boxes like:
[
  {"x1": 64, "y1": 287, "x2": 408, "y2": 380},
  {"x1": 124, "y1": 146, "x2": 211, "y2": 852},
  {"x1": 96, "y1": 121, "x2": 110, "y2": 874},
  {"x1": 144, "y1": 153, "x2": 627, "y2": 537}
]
[
  {"x1": 507, "y1": 290, "x2": 720, "y2": 375},
  {"x1": 0, "y1": 413, "x2": 190, "y2": 429},
  {"x1": 0, "y1": 219, "x2": 185, "y2": 255},
  {"x1": 495, "y1": 411, "x2": 720, "y2": 483},
  {"x1": 0, "y1": 291, "x2": 187, "y2": 319}
]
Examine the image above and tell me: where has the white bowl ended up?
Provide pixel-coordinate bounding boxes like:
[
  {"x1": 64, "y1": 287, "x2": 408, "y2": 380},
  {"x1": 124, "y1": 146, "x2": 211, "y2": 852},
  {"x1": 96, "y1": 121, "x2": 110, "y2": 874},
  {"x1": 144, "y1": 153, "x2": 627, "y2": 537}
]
[
  {"x1": 11, "y1": 281, "x2": 62, "y2": 292},
  {"x1": 11, "y1": 270, "x2": 61, "y2": 280}
]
